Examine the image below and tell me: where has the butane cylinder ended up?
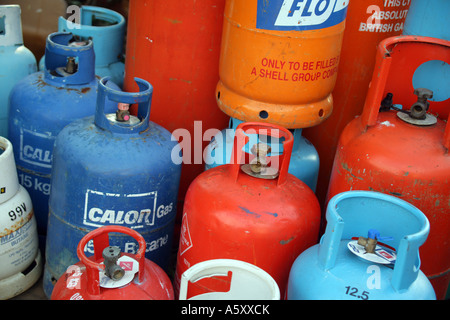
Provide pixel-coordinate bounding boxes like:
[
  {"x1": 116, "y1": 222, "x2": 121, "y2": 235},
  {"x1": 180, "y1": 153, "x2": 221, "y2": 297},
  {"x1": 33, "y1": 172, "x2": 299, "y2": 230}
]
[
  {"x1": 43, "y1": 77, "x2": 181, "y2": 299},
  {"x1": 7, "y1": 32, "x2": 118, "y2": 248},
  {"x1": 0, "y1": 137, "x2": 42, "y2": 300},
  {"x1": 0, "y1": 5, "x2": 37, "y2": 138},
  {"x1": 39, "y1": 5, "x2": 126, "y2": 87}
]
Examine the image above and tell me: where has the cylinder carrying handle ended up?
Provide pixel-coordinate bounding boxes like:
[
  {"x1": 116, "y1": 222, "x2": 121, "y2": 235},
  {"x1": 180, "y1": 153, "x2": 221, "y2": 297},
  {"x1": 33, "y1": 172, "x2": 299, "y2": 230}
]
[
  {"x1": 230, "y1": 122, "x2": 293, "y2": 185},
  {"x1": 77, "y1": 225, "x2": 146, "y2": 296},
  {"x1": 359, "y1": 35, "x2": 450, "y2": 150},
  {"x1": 94, "y1": 77, "x2": 153, "y2": 134}
]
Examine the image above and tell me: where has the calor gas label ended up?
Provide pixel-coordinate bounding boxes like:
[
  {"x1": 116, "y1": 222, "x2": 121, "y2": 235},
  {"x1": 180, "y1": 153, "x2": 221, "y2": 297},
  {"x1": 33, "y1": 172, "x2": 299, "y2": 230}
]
[{"x1": 83, "y1": 189, "x2": 173, "y2": 229}]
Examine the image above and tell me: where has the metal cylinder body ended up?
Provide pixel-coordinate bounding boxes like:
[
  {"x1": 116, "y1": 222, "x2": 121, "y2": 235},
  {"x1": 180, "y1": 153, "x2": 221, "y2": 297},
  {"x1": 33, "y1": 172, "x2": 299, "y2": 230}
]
[
  {"x1": 0, "y1": 137, "x2": 42, "y2": 300},
  {"x1": 51, "y1": 226, "x2": 174, "y2": 300},
  {"x1": 7, "y1": 32, "x2": 118, "y2": 248},
  {"x1": 0, "y1": 5, "x2": 37, "y2": 138},
  {"x1": 44, "y1": 78, "x2": 181, "y2": 298},
  {"x1": 175, "y1": 122, "x2": 321, "y2": 298},
  {"x1": 216, "y1": 0, "x2": 348, "y2": 128},
  {"x1": 287, "y1": 191, "x2": 436, "y2": 300},
  {"x1": 326, "y1": 36, "x2": 450, "y2": 299}
]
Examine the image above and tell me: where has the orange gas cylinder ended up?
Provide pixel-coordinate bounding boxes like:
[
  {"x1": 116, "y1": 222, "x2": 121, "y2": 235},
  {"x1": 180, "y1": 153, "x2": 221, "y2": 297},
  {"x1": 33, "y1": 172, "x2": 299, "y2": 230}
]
[
  {"x1": 123, "y1": 0, "x2": 229, "y2": 224},
  {"x1": 326, "y1": 36, "x2": 450, "y2": 300},
  {"x1": 174, "y1": 122, "x2": 321, "y2": 298},
  {"x1": 303, "y1": 0, "x2": 411, "y2": 207},
  {"x1": 51, "y1": 226, "x2": 174, "y2": 300},
  {"x1": 215, "y1": 0, "x2": 349, "y2": 128}
]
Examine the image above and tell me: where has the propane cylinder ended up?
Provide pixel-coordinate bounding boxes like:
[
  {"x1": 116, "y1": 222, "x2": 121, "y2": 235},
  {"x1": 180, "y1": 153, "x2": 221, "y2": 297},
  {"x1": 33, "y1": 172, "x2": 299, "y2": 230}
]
[
  {"x1": 287, "y1": 191, "x2": 436, "y2": 300},
  {"x1": 7, "y1": 32, "x2": 118, "y2": 249},
  {"x1": 51, "y1": 225, "x2": 174, "y2": 300},
  {"x1": 38, "y1": 5, "x2": 126, "y2": 87},
  {"x1": 44, "y1": 77, "x2": 181, "y2": 298},
  {"x1": 124, "y1": 0, "x2": 230, "y2": 229},
  {"x1": 215, "y1": 0, "x2": 348, "y2": 128},
  {"x1": 204, "y1": 117, "x2": 319, "y2": 191},
  {"x1": 0, "y1": 137, "x2": 42, "y2": 300},
  {"x1": 402, "y1": 0, "x2": 450, "y2": 120},
  {"x1": 0, "y1": 5, "x2": 37, "y2": 138},
  {"x1": 326, "y1": 36, "x2": 450, "y2": 299},
  {"x1": 175, "y1": 122, "x2": 321, "y2": 298}
]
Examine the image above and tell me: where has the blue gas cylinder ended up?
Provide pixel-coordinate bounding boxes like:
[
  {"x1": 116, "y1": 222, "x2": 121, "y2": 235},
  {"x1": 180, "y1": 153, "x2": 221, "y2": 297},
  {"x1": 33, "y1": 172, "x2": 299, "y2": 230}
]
[
  {"x1": 287, "y1": 191, "x2": 436, "y2": 300},
  {"x1": 7, "y1": 32, "x2": 118, "y2": 249},
  {"x1": 43, "y1": 77, "x2": 181, "y2": 299},
  {"x1": 403, "y1": 0, "x2": 450, "y2": 111},
  {"x1": 204, "y1": 117, "x2": 319, "y2": 191},
  {"x1": 0, "y1": 5, "x2": 37, "y2": 138},
  {"x1": 38, "y1": 6, "x2": 125, "y2": 87}
]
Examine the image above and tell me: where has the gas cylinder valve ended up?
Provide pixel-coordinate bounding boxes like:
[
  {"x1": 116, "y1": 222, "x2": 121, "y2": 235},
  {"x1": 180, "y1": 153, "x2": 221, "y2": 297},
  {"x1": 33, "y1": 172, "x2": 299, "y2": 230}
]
[
  {"x1": 102, "y1": 246, "x2": 125, "y2": 281},
  {"x1": 250, "y1": 142, "x2": 271, "y2": 174},
  {"x1": 357, "y1": 229, "x2": 393, "y2": 254},
  {"x1": 410, "y1": 88, "x2": 433, "y2": 119},
  {"x1": 396, "y1": 88, "x2": 436, "y2": 125},
  {"x1": 65, "y1": 57, "x2": 77, "y2": 74},
  {"x1": 116, "y1": 103, "x2": 130, "y2": 122}
]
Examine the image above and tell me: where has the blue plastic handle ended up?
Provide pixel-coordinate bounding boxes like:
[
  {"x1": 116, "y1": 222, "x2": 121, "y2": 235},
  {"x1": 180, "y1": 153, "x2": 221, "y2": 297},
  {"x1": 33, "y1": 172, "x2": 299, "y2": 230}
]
[
  {"x1": 94, "y1": 77, "x2": 153, "y2": 134},
  {"x1": 368, "y1": 229, "x2": 393, "y2": 242},
  {"x1": 318, "y1": 191, "x2": 429, "y2": 292}
]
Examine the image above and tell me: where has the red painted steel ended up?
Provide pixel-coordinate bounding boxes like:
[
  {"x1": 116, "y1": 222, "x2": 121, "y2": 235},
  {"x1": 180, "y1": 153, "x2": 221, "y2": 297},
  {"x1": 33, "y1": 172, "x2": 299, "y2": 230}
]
[
  {"x1": 174, "y1": 122, "x2": 321, "y2": 298},
  {"x1": 123, "y1": 0, "x2": 229, "y2": 229},
  {"x1": 51, "y1": 226, "x2": 174, "y2": 300},
  {"x1": 326, "y1": 36, "x2": 450, "y2": 300}
]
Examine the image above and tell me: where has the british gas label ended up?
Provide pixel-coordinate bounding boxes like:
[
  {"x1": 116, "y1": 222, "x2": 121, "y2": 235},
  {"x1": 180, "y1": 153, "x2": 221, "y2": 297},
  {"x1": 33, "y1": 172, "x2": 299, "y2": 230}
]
[
  {"x1": 257, "y1": 0, "x2": 349, "y2": 31},
  {"x1": 83, "y1": 189, "x2": 172, "y2": 229}
]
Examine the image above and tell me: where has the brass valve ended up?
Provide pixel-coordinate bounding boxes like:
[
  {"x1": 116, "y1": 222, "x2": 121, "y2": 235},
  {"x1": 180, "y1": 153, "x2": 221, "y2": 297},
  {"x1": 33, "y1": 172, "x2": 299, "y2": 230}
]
[
  {"x1": 250, "y1": 142, "x2": 271, "y2": 174},
  {"x1": 357, "y1": 236, "x2": 378, "y2": 254}
]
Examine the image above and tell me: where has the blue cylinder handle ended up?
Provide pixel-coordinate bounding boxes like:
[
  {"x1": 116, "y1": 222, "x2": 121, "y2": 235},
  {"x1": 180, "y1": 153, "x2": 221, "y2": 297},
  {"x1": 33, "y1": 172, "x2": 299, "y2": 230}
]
[
  {"x1": 318, "y1": 191, "x2": 430, "y2": 292},
  {"x1": 94, "y1": 77, "x2": 153, "y2": 134},
  {"x1": 367, "y1": 229, "x2": 393, "y2": 242},
  {"x1": 44, "y1": 32, "x2": 95, "y2": 85}
]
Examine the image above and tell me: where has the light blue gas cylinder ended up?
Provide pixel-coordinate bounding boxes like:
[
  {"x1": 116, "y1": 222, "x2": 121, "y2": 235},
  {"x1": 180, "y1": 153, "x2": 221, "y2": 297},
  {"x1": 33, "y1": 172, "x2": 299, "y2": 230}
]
[
  {"x1": 204, "y1": 117, "x2": 319, "y2": 191},
  {"x1": 0, "y1": 5, "x2": 37, "y2": 138},
  {"x1": 403, "y1": 0, "x2": 450, "y2": 106},
  {"x1": 287, "y1": 191, "x2": 436, "y2": 300},
  {"x1": 39, "y1": 6, "x2": 125, "y2": 87},
  {"x1": 7, "y1": 32, "x2": 118, "y2": 250},
  {"x1": 43, "y1": 77, "x2": 181, "y2": 299}
]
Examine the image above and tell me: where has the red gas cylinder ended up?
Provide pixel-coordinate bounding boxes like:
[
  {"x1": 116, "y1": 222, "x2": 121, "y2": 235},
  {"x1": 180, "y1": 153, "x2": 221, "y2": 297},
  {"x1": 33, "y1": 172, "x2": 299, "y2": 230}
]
[
  {"x1": 174, "y1": 122, "x2": 321, "y2": 298},
  {"x1": 51, "y1": 226, "x2": 174, "y2": 300},
  {"x1": 303, "y1": 0, "x2": 411, "y2": 208},
  {"x1": 326, "y1": 36, "x2": 450, "y2": 299},
  {"x1": 123, "y1": 0, "x2": 229, "y2": 224}
]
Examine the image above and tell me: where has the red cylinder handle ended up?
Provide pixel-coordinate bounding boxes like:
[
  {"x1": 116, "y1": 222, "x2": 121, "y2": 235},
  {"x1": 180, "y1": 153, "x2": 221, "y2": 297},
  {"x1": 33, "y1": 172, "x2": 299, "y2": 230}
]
[
  {"x1": 359, "y1": 35, "x2": 450, "y2": 150},
  {"x1": 77, "y1": 226, "x2": 147, "y2": 296},
  {"x1": 230, "y1": 122, "x2": 294, "y2": 185}
]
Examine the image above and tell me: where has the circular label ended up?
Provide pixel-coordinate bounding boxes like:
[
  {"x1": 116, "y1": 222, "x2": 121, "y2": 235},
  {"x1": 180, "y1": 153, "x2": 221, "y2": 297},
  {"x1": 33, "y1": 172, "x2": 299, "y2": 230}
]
[
  {"x1": 99, "y1": 256, "x2": 139, "y2": 288},
  {"x1": 347, "y1": 240, "x2": 396, "y2": 265}
]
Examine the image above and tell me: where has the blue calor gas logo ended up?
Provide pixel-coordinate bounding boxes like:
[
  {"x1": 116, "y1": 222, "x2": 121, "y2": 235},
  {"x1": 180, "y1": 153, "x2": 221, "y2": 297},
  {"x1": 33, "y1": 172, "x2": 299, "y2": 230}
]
[{"x1": 257, "y1": 0, "x2": 349, "y2": 31}]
